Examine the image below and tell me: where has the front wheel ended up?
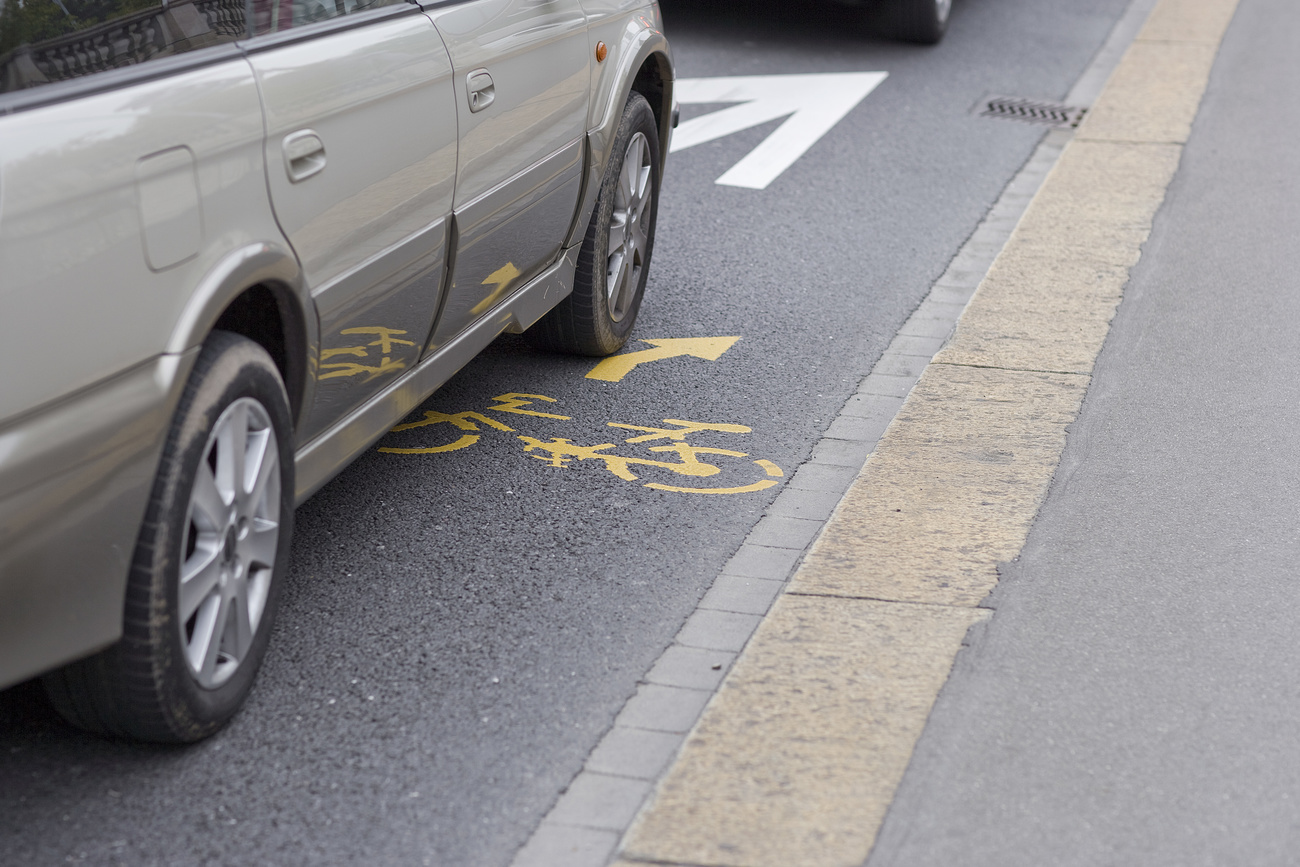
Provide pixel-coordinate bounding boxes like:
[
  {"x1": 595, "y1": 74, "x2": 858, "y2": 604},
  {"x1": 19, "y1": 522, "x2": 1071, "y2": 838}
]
[
  {"x1": 527, "y1": 91, "x2": 662, "y2": 356},
  {"x1": 43, "y1": 331, "x2": 294, "y2": 742},
  {"x1": 880, "y1": 0, "x2": 951, "y2": 44}
]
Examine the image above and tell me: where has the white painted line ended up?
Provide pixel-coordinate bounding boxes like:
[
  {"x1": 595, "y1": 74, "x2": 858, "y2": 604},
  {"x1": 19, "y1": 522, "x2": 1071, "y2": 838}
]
[{"x1": 671, "y1": 72, "x2": 888, "y2": 189}]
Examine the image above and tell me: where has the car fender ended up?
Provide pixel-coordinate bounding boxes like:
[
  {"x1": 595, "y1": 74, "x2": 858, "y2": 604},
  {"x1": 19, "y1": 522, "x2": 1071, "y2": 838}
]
[
  {"x1": 164, "y1": 242, "x2": 318, "y2": 432},
  {"x1": 567, "y1": 5, "x2": 674, "y2": 249}
]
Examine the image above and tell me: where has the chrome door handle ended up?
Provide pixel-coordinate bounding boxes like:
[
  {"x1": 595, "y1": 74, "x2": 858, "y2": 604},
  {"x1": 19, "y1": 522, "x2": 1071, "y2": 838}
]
[
  {"x1": 283, "y1": 129, "x2": 326, "y2": 183},
  {"x1": 467, "y1": 68, "x2": 495, "y2": 113}
]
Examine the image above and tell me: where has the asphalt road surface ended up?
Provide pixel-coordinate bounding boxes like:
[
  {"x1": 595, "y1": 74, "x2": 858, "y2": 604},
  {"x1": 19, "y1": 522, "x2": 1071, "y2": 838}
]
[{"x1": 0, "y1": 1, "x2": 1133, "y2": 864}]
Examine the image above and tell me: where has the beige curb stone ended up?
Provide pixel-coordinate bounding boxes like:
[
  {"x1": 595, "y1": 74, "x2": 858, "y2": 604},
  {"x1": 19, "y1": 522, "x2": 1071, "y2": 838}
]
[
  {"x1": 1140, "y1": 0, "x2": 1239, "y2": 42},
  {"x1": 622, "y1": 596, "x2": 989, "y2": 867},
  {"x1": 936, "y1": 142, "x2": 1182, "y2": 374},
  {"x1": 790, "y1": 366, "x2": 1088, "y2": 607},
  {"x1": 1076, "y1": 42, "x2": 1219, "y2": 143},
  {"x1": 615, "y1": 0, "x2": 1241, "y2": 865}
]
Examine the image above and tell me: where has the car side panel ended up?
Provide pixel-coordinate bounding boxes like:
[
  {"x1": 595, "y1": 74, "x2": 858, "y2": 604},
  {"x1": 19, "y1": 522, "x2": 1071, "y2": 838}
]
[
  {"x1": 245, "y1": 9, "x2": 460, "y2": 441},
  {"x1": 0, "y1": 54, "x2": 292, "y2": 685},
  {"x1": 292, "y1": 5, "x2": 673, "y2": 502},
  {"x1": 423, "y1": 0, "x2": 590, "y2": 349},
  {"x1": 579, "y1": 0, "x2": 663, "y2": 133},
  {"x1": 427, "y1": 142, "x2": 583, "y2": 351},
  {"x1": 0, "y1": 55, "x2": 280, "y2": 423},
  {"x1": 569, "y1": 1, "x2": 673, "y2": 248},
  {"x1": 0, "y1": 352, "x2": 196, "y2": 688}
]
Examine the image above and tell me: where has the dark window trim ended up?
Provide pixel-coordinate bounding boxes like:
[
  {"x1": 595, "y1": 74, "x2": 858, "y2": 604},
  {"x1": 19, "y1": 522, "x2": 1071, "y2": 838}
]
[
  {"x1": 0, "y1": 42, "x2": 246, "y2": 116},
  {"x1": 237, "y1": 1, "x2": 419, "y2": 53},
  {"x1": 0, "y1": 0, "x2": 432, "y2": 115}
]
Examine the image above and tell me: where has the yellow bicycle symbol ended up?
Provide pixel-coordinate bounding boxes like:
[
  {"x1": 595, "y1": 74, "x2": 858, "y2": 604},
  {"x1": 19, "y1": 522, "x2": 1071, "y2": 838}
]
[
  {"x1": 519, "y1": 419, "x2": 784, "y2": 494},
  {"x1": 378, "y1": 398, "x2": 783, "y2": 494},
  {"x1": 377, "y1": 395, "x2": 567, "y2": 454}
]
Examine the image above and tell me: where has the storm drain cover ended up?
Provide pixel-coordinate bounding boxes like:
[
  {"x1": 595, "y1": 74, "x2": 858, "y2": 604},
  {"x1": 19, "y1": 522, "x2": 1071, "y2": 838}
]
[{"x1": 980, "y1": 96, "x2": 1088, "y2": 128}]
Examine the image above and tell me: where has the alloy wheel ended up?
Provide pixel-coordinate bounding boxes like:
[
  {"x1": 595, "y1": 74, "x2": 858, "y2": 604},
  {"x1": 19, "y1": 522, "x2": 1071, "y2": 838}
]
[
  {"x1": 606, "y1": 131, "x2": 653, "y2": 322},
  {"x1": 179, "y1": 397, "x2": 281, "y2": 689}
]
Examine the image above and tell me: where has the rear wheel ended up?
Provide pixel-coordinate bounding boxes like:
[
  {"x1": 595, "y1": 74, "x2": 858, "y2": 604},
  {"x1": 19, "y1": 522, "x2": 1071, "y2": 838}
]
[
  {"x1": 881, "y1": 0, "x2": 951, "y2": 44},
  {"x1": 527, "y1": 91, "x2": 661, "y2": 356},
  {"x1": 43, "y1": 331, "x2": 294, "y2": 742}
]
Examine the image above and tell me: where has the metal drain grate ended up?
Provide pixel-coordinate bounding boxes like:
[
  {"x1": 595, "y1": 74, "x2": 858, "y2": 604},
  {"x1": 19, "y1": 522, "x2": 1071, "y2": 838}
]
[{"x1": 980, "y1": 96, "x2": 1088, "y2": 128}]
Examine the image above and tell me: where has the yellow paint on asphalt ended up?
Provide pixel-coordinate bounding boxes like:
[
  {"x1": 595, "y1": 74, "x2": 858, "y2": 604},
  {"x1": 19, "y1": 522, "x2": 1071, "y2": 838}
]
[
  {"x1": 378, "y1": 434, "x2": 482, "y2": 455},
  {"x1": 585, "y1": 336, "x2": 741, "y2": 382},
  {"x1": 378, "y1": 393, "x2": 782, "y2": 494},
  {"x1": 645, "y1": 459, "x2": 782, "y2": 496},
  {"x1": 616, "y1": 0, "x2": 1241, "y2": 864},
  {"x1": 377, "y1": 409, "x2": 514, "y2": 455},
  {"x1": 487, "y1": 393, "x2": 571, "y2": 420}
]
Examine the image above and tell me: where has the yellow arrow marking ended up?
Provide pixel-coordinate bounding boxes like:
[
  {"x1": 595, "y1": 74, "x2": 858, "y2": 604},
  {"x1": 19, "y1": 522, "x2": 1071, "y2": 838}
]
[
  {"x1": 470, "y1": 262, "x2": 521, "y2": 315},
  {"x1": 586, "y1": 337, "x2": 741, "y2": 383}
]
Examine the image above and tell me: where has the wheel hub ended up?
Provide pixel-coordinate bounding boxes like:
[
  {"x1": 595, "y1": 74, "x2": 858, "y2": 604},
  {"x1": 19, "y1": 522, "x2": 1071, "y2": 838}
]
[
  {"x1": 606, "y1": 130, "x2": 652, "y2": 322},
  {"x1": 222, "y1": 525, "x2": 238, "y2": 564},
  {"x1": 179, "y1": 396, "x2": 281, "y2": 689}
]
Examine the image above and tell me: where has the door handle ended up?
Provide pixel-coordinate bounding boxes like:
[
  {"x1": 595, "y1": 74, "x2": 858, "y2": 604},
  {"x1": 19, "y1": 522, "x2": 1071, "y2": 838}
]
[
  {"x1": 283, "y1": 129, "x2": 326, "y2": 183},
  {"x1": 467, "y1": 68, "x2": 495, "y2": 113}
]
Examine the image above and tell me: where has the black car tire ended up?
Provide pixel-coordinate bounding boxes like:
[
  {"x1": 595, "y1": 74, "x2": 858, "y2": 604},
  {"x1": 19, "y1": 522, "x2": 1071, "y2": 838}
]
[
  {"x1": 43, "y1": 331, "x2": 294, "y2": 743},
  {"x1": 881, "y1": 0, "x2": 950, "y2": 44},
  {"x1": 526, "y1": 91, "x2": 661, "y2": 356}
]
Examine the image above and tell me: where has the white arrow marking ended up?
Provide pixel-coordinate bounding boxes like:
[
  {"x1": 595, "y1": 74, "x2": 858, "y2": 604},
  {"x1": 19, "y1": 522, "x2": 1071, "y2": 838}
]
[{"x1": 671, "y1": 72, "x2": 888, "y2": 190}]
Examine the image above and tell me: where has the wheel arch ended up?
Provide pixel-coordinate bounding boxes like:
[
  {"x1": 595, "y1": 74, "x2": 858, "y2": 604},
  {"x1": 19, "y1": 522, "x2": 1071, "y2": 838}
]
[
  {"x1": 569, "y1": 24, "x2": 673, "y2": 249},
  {"x1": 630, "y1": 47, "x2": 674, "y2": 175},
  {"x1": 165, "y1": 243, "x2": 316, "y2": 434}
]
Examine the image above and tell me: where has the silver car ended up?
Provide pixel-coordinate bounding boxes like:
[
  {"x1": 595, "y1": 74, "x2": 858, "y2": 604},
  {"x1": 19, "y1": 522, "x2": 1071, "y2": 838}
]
[{"x1": 0, "y1": 0, "x2": 673, "y2": 741}]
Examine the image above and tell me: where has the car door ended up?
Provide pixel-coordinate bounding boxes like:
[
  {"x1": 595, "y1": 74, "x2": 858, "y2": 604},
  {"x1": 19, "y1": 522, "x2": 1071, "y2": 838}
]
[
  {"x1": 423, "y1": 0, "x2": 590, "y2": 352},
  {"x1": 242, "y1": 0, "x2": 458, "y2": 440}
]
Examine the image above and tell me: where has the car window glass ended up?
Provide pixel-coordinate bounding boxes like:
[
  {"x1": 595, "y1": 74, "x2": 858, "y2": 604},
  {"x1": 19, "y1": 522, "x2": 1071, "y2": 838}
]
[
  {"x1": 0, "y1": 0, "x2": 407, "y2": 95},
  {"x1": 0, "y1": 0, "x2": 247, "y2": 94},
  {"x1": 248, "y1": 0, "x2": 402, "y2": 37}
]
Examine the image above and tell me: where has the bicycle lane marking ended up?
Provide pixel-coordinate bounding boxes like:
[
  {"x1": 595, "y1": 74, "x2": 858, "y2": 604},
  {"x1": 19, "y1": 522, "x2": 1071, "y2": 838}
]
[{"x1": 375, "y1": 392, "x2": 784, "y2": 496}]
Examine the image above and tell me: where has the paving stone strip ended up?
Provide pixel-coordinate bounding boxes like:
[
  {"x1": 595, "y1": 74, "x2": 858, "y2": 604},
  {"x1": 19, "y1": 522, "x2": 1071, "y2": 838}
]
[{"x1": 507, "y1": 0, "x2": 1243, "y2": 863}]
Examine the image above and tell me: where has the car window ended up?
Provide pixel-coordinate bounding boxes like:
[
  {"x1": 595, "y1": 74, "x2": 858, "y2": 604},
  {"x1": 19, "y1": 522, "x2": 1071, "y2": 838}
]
[
  {"x1": 248, "y1": 0, "x2": 402, "y2": 37},
  {"x1": 0, "y1": 0, "x2": 407, "y2": 95},
  {"x1": 0, "y1": 0, "x2": 247, "y2": 93}
]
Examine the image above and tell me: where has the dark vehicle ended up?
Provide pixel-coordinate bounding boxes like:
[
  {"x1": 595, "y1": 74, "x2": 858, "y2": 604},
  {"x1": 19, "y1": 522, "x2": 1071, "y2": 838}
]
[{"x1": 837, "y1": 0, "x2": 952, "y2": 43}]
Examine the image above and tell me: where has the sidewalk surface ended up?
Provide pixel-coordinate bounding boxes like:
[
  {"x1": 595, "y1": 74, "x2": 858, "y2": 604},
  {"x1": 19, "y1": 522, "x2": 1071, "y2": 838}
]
[{"x1": 868, "y1": 0, "x2": 1300, "y2": 862}]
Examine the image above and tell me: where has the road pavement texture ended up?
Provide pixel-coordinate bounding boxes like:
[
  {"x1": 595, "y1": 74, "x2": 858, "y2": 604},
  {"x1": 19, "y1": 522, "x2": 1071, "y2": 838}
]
[{"x1": 582, "y1": 0, "x2": 1263, "y2": 864}]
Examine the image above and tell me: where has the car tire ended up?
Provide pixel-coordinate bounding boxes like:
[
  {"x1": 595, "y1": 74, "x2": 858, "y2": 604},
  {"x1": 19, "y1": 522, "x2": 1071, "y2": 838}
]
[
  {"x1": 526, "y1": 91, "x2": 661, "y2": 357},
  {"x1": 880, "y1": 0, "x2": 951, "y2": 44},
  {"x1": 43, "y1": 331, "x2": 294, "y2": 743}
]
